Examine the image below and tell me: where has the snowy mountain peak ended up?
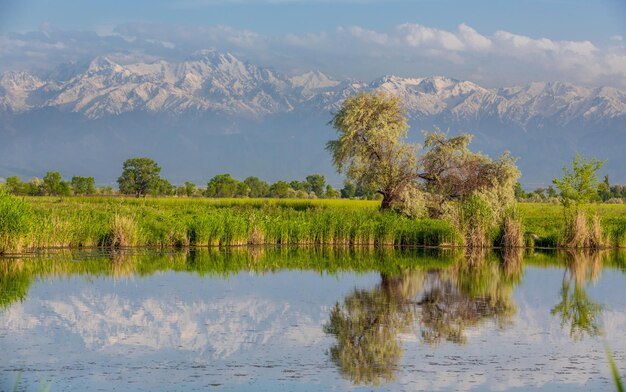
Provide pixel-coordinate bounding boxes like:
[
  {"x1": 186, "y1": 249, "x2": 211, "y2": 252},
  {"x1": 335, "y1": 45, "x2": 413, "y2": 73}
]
[
  {"x1": 0, "y1": 50, "x2": 624, "y2": 125},
  {"x1": 0, "y1": 71, "x2": 44, "y2": 91},
  {"x1": 87, "y1": 56, "x2": 123, "y2": 73},
  {"x1": 289, "y1": 71, "x2": 340, "y2": 96}
]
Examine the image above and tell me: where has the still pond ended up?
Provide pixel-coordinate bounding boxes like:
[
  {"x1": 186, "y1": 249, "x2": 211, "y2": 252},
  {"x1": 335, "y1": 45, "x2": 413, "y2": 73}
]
[{"x1": 1, "y1": 248, "x2": 625, "y2": 391}]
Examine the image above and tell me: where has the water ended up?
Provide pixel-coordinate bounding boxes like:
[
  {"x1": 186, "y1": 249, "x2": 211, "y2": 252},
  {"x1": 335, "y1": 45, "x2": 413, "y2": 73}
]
[{"x1": 1, "y1": 248, "x2": 625, "y2": 391}]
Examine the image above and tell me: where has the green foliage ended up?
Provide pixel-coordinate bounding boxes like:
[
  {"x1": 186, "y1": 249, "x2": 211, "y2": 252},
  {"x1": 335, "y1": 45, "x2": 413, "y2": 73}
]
[
  {"x1": 177, "y1": 181, "x2": 197, "y2": 197},
  {"x1": 42, "y1": 171, "x2": 70, "y2": 196},
  {"x1": 553, "y1": 153, "x2": 605, "y2": 207},
  {"x1": 0, "y1": 189, "x2": 30, "y2": 253},
  {"x1": 328, "y1": 91, "x2": 418, "y2": 209},
  {"x1": 269, "y1": 181, "x2": 291, "y2": 198},
  {"x1": 457, "y1": 193, "x2": 494, "y2": 247},
  {"x1": 306, "y1": 174, "x2": 326, "y2": 197},
  {"x1": 117, "y1": 157, "x2": 162, "y2": 197},
  {"x1": 206, "y1": 173, "x2": 240, "y2": 197},
  {"x1": 6, "y1": 176, "x2": 25, "y2": 195},
  {"x1": 514, "y1": 182, "x2": 526, "y2": 199},
  {"x1": 70, "y1": 176, "x2": 96, "y2": 195},
  {"x1": 244, "y1": 176, "x2": 269, "y2": 198},
  {"x1": 422, "y1": 129, "x2": 520, "y2": 218},
  {"x1": 341, "y1": 181, "x2": 356, "y2": 198}
]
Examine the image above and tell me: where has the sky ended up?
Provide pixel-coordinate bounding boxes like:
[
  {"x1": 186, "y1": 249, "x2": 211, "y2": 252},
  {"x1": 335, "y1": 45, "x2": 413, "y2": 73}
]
[{"x1": 0, "y1": 0, "x2": 625, "y2": 87}]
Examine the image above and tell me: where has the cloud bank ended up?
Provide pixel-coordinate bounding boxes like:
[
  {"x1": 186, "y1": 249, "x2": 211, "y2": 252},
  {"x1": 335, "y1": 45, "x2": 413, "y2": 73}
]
[{"x1": 1, "y1": 22, "x2": 625, "y2": 88}]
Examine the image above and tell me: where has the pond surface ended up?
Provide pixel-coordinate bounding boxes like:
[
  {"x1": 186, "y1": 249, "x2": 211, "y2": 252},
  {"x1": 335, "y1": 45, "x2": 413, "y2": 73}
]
[{"x1": 1, "y1": 248, "x2": 625, "y2": 391}]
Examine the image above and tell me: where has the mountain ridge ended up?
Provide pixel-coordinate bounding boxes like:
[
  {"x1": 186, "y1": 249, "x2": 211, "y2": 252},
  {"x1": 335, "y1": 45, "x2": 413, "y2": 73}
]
[
  {"x1": 2, "y1": 51, "x2": 624, "y2": 125},
  {"x1": 0, "y1": 50, "x2": 625, "y2": 185}
]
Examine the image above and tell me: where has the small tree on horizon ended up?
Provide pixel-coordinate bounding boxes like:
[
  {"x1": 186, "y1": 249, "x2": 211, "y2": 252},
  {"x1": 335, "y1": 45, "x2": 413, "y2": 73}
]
[{"x1": 117, "y1": 157, "x2": 162, "y2": 197}]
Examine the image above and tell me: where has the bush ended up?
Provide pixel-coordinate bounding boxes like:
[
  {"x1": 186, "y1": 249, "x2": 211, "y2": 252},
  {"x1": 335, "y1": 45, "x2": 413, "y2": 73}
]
[
  {"x1": 457, "y1": 194, "x2": 493, "y2": 248},
  {"x1": 0, "y1": 190, "x2": 30, "y2": 253}
]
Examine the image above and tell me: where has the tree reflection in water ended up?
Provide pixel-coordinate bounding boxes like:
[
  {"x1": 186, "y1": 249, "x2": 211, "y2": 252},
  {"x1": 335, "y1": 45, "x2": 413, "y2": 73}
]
[
  {"x1": 324, "y1": 270, "x2": 423, "y2": 385},
  {"x1": 551, "y1": 250, "x2": 605, "y2": 340},
  {"x1": 324, "y1": 248, "x2": 523, "y2": 385}
]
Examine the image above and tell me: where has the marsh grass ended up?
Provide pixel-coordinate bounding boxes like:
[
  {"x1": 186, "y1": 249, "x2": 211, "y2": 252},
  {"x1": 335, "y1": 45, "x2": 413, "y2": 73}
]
[
  {"x1": 0, "y1": 191, "x2": 30, "y2": 254},
  {"x1": 8, "y1": 197, "x2": 458, "y2": 251},
  {"x1": 3, "y1": 197, "x2": 626, "y2": 251}
]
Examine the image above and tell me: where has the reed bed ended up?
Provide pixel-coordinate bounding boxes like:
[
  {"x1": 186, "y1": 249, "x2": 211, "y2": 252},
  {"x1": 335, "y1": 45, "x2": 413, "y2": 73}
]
[
  {"x1": 2, "y1": 197, "x2": 626, "y2": 253},
  {"x1": 5, "y1": 197, "x2": 458, "y2": 252}
]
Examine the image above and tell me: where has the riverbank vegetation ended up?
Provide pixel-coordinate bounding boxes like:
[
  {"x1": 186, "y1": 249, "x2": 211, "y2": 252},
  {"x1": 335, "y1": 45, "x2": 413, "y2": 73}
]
[
  {"x1": 1, "y1": 92, "x2": 623, "y2": 253},
  {"x1": 0, "y1": 196, "x2": 625, "y2": 254}
]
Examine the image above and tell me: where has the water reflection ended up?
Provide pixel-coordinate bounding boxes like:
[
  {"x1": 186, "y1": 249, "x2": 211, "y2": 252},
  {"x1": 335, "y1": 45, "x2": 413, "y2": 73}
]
[
  {"x1": 1, "y1": 247, "x2": 625, "y2": 391},
  {"x1": 324, "y1": 249, "x2": 523, "y2": 385},
  {"x1": 324, "y1": 270, "x2": 421, "y2": 385},
  {"x1": 551, "y1": 251, "x2": 605, "y2": 340}
]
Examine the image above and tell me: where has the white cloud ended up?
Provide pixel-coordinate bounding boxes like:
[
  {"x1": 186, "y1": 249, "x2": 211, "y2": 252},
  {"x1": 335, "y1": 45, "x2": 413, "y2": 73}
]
[{"x1": 1, "y1": 22, "x2": 625, "y2": 89}]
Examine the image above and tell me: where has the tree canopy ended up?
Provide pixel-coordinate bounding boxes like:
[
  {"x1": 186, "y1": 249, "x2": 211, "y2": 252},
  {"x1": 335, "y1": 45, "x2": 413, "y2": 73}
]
[
  {"x1": 117, "y1": 157, "x2": 162, "y2": 197},
  {"x1": 328, "y1": 92, "x2": 520, "y2": 215},
  {"x1": 553, "y1": 153, "x2": 605, "y2": 207},
  {"x1": 327, "y1": 92, "x2": 419, "y2": 210}
]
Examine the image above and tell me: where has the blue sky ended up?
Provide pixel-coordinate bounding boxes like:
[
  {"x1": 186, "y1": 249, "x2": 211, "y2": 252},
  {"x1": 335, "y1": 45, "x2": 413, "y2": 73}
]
[
  {"x1": 1, "y1": 0, "x2": 625, "y2": 87},
  {"x1": 1, "y1": 0, "x2": 624, "y2": 40}
]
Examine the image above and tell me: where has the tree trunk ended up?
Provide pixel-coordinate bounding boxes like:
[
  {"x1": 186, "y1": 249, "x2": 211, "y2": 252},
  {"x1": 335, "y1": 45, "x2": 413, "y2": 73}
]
[{"x1": 380, "y1": 194, "x2": 393, "y2": 210}]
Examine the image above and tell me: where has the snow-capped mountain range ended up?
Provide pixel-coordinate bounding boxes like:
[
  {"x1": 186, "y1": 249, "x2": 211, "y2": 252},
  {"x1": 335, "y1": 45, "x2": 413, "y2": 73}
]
[
  {"x1": 0, "y1": 49, "x2": 625, "y2": 184},
  {"x1": 2, "y1": 49, "x2": 624, "y2": 125}
]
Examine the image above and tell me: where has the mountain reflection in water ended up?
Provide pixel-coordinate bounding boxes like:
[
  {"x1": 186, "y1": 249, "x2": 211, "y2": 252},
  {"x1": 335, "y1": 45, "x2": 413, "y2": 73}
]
[{"x1": 0, "y1": 247, "x2": 625, "y2": 391}]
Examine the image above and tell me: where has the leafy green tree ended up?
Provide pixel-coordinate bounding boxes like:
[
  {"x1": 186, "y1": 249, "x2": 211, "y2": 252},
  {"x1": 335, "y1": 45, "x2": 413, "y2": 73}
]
[
  {"x1": 5, "y1": 176, "x2": 24, "y2": 195},
  {"x1": 306, "y1": 174, "x2": 326, "y2": 197},
  {"x1": 598, "y1": 175, "x2": 611, "y2": 202},
  {"x1": 325, "y1": 185, "x2": 340, "y2": 199},
  {"x1": 24, "y1": 178, "x2": 43, "y2": 196},
  {"x1": 341, "y1": 181, "x2": 356, "y2": 199},
  {"x1": 185, "y1": 181, "x2": 197, "y2": 196},
  {"x1": 206, "y1": 174, "x2": 240, "y2": 198},
  {"x1": 244, "y1": 176, "x2": 269, "y2": 198},
  {"x1": 42, "y1": 172, "x2": 70, "y2": 196},
  {"x1": 513, "y1": 182, "x2": 526, "y2": 200},
  {"x1": 117, "y1": 157, "x2": 162, "y2": 197},
  {"x1": 71, "y1": 176, "x2": 96, "y2": 196},
  {"x1": 553, "y1": 153, "x2": 605, "y2": 207},
  {"x1": 153, "y1": 178, "x2": 175, "y2": 196},
  {"x1": 328, "y1": 92, "x2": 419, "y2": 210},
  {"x1": 289, "y1": 180, "x2": 308, "y2": 192},
  {"x1": 547, "y1": 185, "x2": 557, "y2": 198},
  {"x1": 269, "y1": 181, "x2": 291, "y2": 198},
  {"x1": 236, "y1": 182, "x2": 250, "y2": 197},
  {"x1": 328, "y1": 92, "x2": 519, "y2": 212}
]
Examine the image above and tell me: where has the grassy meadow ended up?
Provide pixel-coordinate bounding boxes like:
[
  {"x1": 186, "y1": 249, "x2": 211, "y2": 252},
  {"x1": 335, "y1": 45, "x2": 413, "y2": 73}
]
[{"x1": 2, "y1": 196, "x2": 626, "y2": 253}]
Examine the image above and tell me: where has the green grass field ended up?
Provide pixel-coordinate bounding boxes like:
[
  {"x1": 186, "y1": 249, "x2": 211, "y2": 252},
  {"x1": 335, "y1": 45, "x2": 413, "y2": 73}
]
[
  {"x1": 518, "y1": 202, "x2": 626, "y2": 247},
  {"x1": 2, "y1": 197, "x2": 626, "y2": 252}
]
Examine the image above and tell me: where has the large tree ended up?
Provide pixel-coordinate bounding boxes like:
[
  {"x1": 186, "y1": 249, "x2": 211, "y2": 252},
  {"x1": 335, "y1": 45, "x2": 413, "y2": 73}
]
[
  {"x1": 328, "y1": 92, "x2": 519, "y2": 212},
  {"x1": 117, "y1": 157, "x2": 162, "y2": 197},
  {"x1": 327, "y1": 92, "x2": 419, "y2": 210}
]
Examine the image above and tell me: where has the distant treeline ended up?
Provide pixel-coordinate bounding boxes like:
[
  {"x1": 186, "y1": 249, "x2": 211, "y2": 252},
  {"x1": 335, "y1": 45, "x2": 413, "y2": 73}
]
[
  {"x1": 0, "y1": 162, "x2": 379, "y2": 200},
  {"x1": 515, "y1": 175, "x2": 626, "y2": 204}
]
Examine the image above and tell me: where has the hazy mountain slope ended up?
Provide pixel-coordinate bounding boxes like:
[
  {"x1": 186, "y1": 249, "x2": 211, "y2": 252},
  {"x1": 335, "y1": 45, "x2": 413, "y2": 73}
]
[{"x1": 1, "y1": 50, "x2": 624, "y2": 185}]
